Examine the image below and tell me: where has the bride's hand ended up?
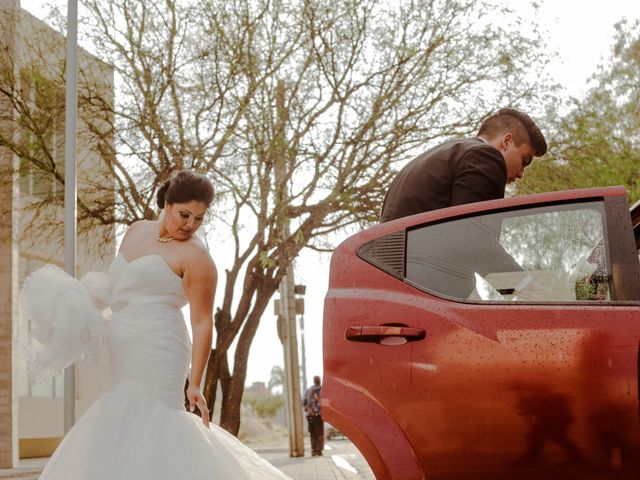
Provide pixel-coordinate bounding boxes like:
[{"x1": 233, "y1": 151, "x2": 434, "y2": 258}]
[{"x1": 186, "y1": 384, "x2": 210, "y2": 428}]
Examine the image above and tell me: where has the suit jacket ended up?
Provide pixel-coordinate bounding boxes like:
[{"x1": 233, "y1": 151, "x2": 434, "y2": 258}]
[
  {"x1": 380, "y1": 138, "x2": 506, "y2": 222},
  {"x1": 381, "y1": 138, "x2": 522, "y2": 299}
]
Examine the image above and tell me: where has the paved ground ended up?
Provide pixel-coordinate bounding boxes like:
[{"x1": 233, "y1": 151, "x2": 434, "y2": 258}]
[
  {"x1": 0, "y1": 457, "x2": 44, "y2": 479},
  {"x1": 259, "y1": 438, "x2": 375, "y2": 480},
  {"x1": 0, "y1": 438, "x2": 375, "y2": 480}
]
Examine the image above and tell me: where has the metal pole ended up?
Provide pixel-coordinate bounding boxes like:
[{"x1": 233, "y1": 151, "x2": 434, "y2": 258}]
[
  {"x1": 273, "y1": 79, "x2": 304, "y2": 456},
  {"x1": 63, "y1": 0, "x2": 78, "y2": 433},
  {"x1": 279, "y1": 267, "x2": 305, "y2": 457},
  {"x1": 299, "y1": 314, "x2": 308, "y2": 392}
]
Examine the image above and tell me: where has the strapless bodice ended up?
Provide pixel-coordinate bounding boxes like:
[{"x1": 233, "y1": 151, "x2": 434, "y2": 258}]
[
  {"x1": 107, "y1": 252, "x2": 191, "y2": 408},
  {"x1": 108, "y1": 253, "x2": 188, "y2": 312}
]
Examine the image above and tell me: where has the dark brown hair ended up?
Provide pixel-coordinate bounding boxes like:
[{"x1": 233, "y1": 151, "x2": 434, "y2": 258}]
[
  {"x1": 156, "y1": 170, "x2": 214, "y2": 209},
  {"x1": 477, "y1": 107, "x2": 547, "y2": 156}
]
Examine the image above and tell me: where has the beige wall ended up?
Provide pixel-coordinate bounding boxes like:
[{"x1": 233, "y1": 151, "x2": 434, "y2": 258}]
[
  {"x1": 0, "y1": 124, "x2": 20, "y2": 470},
  {"x1": 0, "y1": 0, "x2": 116, "y2": 465},
  {"x1": 18, "y1": 351, "x2": 111, "y2": 439},
  {"x1": 0, "y1": 0, "x2": 19, "y2": 468}
]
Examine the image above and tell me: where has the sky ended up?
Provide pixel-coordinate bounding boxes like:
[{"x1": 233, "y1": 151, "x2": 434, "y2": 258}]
[
  {"x1": 532, "y1": 0, "x2": 640, "y2": 97},
  {"x1": 18, "y1": 0, "x2": 640, "y2": 389}
]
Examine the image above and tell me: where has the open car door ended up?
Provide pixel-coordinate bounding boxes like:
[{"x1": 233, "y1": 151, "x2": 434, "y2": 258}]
[{"x1": 323, "y1": 187, "x2": 640, "y2": 480}]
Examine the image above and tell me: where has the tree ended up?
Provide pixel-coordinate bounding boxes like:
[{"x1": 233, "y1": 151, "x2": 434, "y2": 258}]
[
  {"x1": 516, "y1": 19, "x2": 640, "y2": 205},
  {"x1": 1, "y1": 0, "x2": 555, "y2": 435},
  {"x1": 267, "y1": 365, "x2": 284, "y2": 394},
  {"x1": 0, "y1": 3, "x2": 115, "y2": 248},
  {"x1": 243, "y1": 392, "x2": 284, "y2": 419}
]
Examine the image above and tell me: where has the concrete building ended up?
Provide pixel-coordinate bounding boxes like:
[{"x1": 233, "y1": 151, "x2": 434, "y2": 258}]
[{"x1": 0, "y1": 0, "x2": 115, "y2": 468}]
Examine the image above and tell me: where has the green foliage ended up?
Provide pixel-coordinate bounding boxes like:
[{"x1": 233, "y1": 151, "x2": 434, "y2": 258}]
[
  {"x1": 242, "y1": 393, "x2": 284, "y2": 419},
  {"x1": 258, "y1": 250, "x2": 276, "y2": 269},
  {"x1": 499, "y1": 206, "x2": 604, "y2": 273},
  {"x1": 517, "y1": 20, "x2": 640, "y2": 205},
  {"x1": 575, "y1": 276, "x2": 609, "y2": 301}
]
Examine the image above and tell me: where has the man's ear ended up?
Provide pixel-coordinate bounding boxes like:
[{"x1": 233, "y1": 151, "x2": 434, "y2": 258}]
[{"x1": 501, "y1": 132, "x2": 513, "y2": 150}]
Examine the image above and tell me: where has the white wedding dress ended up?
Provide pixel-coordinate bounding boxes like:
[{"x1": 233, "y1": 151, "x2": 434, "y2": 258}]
[{"x1": 20, "y1": 252, "x2": 291, "y2": 480}]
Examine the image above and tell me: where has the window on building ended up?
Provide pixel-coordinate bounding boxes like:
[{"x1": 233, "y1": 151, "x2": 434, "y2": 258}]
[{"x1": 18, "y1": 67, "x2": 64, "y2": 199}]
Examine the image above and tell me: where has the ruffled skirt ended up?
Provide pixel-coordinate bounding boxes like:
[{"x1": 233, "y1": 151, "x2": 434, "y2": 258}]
[{"x1": 40, "y1": 380, "x2": 290, "y2": 479}]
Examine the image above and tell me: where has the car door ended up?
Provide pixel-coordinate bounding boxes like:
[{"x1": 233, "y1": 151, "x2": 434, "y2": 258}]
[{"x1": 323, "y1": 187, "x2": 640, "y2": 480}]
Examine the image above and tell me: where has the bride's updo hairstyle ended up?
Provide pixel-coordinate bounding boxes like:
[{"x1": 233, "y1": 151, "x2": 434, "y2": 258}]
[{"x1": 156, "y1": 170, "x2": 214, "y2": 210}]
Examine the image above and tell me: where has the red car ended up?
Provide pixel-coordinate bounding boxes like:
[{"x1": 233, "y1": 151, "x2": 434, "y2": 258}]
[{"x1": 323, "y1": 187, "x2": 640, "y2": 479}]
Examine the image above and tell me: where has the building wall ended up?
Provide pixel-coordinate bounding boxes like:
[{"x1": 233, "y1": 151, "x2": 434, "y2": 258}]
[
  {"x1": 0, "y1": 0, "x2": 20, "y2": 468},
  {"x1": 0, "y1": 0, "x2": 116, "y2": 465}
]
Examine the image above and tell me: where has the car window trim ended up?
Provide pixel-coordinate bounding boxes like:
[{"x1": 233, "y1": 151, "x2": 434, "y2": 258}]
[{"x1": 359, "y1": 196, "x2": 640, "y2": 305}]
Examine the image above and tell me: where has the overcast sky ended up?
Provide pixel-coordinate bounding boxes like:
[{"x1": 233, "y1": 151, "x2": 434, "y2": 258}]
[
  {"x1": 18, "y1": 0, "x2": 640, "y2": 388},
  {"x1": 532, "y1": 0, "x2": 640, "y2": 96}
]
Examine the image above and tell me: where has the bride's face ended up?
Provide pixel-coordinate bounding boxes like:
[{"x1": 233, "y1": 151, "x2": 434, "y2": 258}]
[{"x1": 164, "y1": 200, "x2": 208, "y2": 240}]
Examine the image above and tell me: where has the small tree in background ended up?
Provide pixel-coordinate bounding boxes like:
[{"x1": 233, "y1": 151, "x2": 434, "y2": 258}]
[
  {"x1": 268, "y1": 365, "x2": 284, "y2": 394},
  {"x1": 243, "y1": 393, "x2": 285, "y2": 419}
]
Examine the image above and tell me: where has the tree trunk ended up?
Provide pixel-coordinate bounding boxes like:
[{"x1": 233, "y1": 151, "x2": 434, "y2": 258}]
[
  {"x1": 219, "y1": 284, "x2": 275, "y2": 435},
  {"x1": 202, "y1": 350, "x2": 219, "y2": 418},
  {"x1": 219, "y1": 375, "x2": 244, "y2": 434},
  {"x1": 203, "y1": 346, "x2": 230, "y2": 421}
]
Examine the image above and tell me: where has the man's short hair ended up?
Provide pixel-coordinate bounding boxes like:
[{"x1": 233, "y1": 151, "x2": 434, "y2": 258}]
[
  {"x1": 313, "y1": 375, "x2": 321, "y2": 385},
  {"x1": 478, "y1": 107, "x2": 547, "y2": 156}
]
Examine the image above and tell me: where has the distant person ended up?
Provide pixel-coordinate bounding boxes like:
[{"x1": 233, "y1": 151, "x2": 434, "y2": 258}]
[
  {"x1": 380, "y1": 107, "x2": 547, "y2": 222},
  {"x1": 303, "y1": 375, "x2": 324, "y2": 456}
]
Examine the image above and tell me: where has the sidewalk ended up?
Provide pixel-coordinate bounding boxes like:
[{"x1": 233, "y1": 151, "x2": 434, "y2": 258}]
[
  {"x1": 241, "y1": 419, "x2": 374, "y2": 480},
  {"x1": 257, "y1": 440, "x2": 374, "y2": 480},
  {"x1": 0, "y1": 441, "x2": 374, "y2": 480},
  {"x1": 0, "y1": 457, "x2": 45, "y2": 479},
  {"x1": 259, "y1": 448, "x2": 356, "y2": 479}
]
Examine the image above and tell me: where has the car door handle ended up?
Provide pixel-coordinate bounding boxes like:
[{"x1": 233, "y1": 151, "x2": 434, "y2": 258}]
[{"x1": 345, "y1": 325, "x2": 426, "y2": 345}]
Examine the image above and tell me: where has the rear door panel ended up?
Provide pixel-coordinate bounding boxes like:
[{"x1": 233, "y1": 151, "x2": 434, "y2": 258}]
[{"x1": 323, "y1": 187, "x2": 640, "y2": 479}]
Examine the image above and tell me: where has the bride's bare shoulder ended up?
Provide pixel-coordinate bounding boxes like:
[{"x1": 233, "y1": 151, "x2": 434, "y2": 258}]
[
  {"x1": 129, "y1": 219, "x2": 155, "y2": 229},
  {"x1": 122, "y1": 220, "x2": 156, "y2": 244},
  {"x1": 183, "y1": 241, "x2": 216, "y2": 271}
]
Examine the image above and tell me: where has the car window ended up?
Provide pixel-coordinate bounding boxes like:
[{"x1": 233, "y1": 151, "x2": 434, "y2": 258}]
[{"x1": 406, "y1": 201, "x2": 611, "y2": 302}]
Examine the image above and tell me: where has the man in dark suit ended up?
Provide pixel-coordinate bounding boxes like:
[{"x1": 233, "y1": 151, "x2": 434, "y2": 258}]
[
  {"x1": 381, "y1": 108, "x2": 547, "y2": 299},
  {"x1": 380, "y1": 108, "x2": 547, "y2": 222}
]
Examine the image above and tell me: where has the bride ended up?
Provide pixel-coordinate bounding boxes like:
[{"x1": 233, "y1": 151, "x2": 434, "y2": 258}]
[{"x1": 21, "y1": 171, "x2": 291, "y2": 479}]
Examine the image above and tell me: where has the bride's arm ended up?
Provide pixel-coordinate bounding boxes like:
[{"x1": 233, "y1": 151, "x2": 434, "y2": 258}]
[{"x1": 183, "y1": 248, "x2": 217, "y2": 428}]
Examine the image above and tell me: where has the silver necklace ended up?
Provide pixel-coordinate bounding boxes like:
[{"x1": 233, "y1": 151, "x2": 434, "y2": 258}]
[{"x1": 156, "y1": 235, "x2": 175, "y2": 243}]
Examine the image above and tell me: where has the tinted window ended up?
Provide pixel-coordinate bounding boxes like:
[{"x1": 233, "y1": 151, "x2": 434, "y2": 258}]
[{"x1": 406, "y1": 201, "x2": 610, "y2": 302}]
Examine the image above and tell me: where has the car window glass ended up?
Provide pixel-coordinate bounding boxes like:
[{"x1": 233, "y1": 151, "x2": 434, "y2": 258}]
[{"x1": 406, "y1": 201, "x2": 611, "y2": 302}]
